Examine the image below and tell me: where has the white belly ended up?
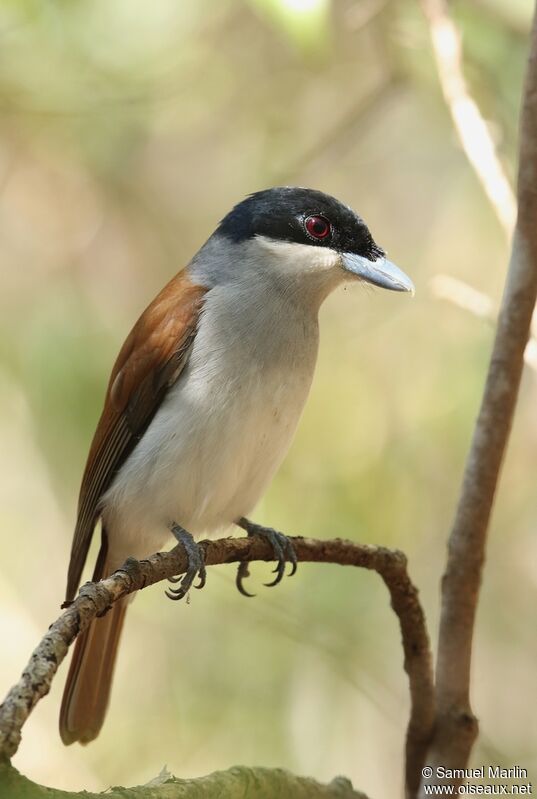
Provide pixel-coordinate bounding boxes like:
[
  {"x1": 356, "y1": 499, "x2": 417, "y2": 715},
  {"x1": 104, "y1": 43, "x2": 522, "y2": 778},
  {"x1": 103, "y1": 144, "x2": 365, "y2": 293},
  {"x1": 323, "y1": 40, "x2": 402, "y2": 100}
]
[{"x1": 101, "y1": 283, "x2": 319, "y2": 562}]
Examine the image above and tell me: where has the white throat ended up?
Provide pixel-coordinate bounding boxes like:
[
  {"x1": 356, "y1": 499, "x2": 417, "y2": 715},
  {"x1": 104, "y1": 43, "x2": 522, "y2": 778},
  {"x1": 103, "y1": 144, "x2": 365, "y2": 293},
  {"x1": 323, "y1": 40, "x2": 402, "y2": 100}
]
[
  {"x1": 102, "y1": 236, "x2": 325, "y2": 560},
  {"x1": 190, "y1": 233, "x2": 344, "y2": 311}
]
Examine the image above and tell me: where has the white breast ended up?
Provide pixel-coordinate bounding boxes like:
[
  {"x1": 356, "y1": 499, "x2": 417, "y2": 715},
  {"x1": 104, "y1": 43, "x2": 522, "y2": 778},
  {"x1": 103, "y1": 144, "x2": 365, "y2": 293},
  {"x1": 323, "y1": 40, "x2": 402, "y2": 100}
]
[{"x1": 101, "y1": 279, "x2": 319, "y2": 562}]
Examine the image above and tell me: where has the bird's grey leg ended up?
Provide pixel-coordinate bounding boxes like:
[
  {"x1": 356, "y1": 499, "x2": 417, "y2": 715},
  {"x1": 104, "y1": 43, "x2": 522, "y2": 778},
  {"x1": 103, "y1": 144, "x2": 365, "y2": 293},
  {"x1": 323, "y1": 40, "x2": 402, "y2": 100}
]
[
  {"x1": 235, "y1": 517, "x2": 297, "y2": 598},
  {"x1": 166, "y1": 523, "x2": 207, "y2": 601}
]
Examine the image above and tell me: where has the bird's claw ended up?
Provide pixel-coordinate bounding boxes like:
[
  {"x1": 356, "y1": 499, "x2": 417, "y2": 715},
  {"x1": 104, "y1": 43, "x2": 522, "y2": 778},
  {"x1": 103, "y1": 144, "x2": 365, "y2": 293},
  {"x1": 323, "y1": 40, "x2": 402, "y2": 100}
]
[
  {"x1": 236, "y1": 561, "x2": 256, "y2": 598},
  {"x1": 166, "y1": 524, "x2": 206, "y2": 601},
  {"x1": 235, "y1": 518, "x2": 297, "y2": 597}
]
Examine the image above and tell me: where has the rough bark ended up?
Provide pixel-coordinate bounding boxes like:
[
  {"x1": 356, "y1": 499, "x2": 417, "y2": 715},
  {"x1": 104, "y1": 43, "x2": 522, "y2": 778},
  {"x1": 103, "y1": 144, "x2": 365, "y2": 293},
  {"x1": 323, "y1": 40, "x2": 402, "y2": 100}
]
[
  {"x1": 419, "y1": 3, "x2": 537, "y2": 792},
  {"x1": 0, "y1": 763, "x2": 368, "y2": 799},
  {"x1": 0, "y1": 534, "x2": 433, "y2": 796}
]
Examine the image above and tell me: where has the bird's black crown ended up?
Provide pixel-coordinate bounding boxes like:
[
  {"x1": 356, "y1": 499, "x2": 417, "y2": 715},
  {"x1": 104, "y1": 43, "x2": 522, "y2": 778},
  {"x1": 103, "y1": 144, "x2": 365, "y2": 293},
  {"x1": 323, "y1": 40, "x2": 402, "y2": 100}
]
[{"x1": 218, "y1": 187, "x2": 384, "y2": 262}]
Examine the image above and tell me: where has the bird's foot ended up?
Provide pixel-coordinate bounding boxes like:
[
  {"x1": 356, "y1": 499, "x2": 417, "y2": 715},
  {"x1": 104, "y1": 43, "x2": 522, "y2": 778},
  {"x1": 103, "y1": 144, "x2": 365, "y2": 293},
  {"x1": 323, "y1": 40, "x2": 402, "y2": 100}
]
[
  {"x1": 166, "y1": 524, "x2": 206, "y2": 601},
  {"x1": 235, "y1": 517, "x2": 297, "y2": 598}
]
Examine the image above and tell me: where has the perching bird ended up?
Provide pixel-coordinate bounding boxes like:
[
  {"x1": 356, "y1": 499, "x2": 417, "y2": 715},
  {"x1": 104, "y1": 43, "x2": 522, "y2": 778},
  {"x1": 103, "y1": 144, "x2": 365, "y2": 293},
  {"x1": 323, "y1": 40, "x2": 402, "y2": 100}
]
[{"x1": 60, "y1": 186, "x2": 414, "y2": 746}]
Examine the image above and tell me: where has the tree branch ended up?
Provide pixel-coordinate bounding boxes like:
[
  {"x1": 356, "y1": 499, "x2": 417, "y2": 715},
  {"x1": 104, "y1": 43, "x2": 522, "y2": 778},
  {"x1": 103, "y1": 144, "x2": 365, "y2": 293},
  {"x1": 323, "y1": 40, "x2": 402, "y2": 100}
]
[
  {"x1": 0, "y1": 762, "x2": 369, "y2": 799},
  {"x1": 0, "y1": 534, "x2": 433, "y2": 796},
  {"x1": 420, "y1": 0, "x2": 517, "y2": 236},
  {"x1": 419, "y1": 3, "x2": 537, "y2": 791}
]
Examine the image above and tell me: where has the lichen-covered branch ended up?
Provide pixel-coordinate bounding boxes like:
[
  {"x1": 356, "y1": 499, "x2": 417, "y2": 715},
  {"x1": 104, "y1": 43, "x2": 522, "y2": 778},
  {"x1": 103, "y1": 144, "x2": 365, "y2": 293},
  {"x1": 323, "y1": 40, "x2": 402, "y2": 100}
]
[
  {"x1": 0, "y1": 762, "x2": 369, "y2": 799},
  {"x1": 419, "y1": 3, "x2": 537, "y2": 793},
  {"x1": 0, "y1": 534, "x2": 433, "y2": 797}
]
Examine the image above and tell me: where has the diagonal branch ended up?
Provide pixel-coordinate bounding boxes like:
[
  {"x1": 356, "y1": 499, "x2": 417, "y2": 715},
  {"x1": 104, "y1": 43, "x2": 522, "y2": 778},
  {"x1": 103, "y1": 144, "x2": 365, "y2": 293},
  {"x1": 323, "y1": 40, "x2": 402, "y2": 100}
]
[
  {"x1": 420, "y1": 0, "x2": 517, "y2": 236},
  {"x1": 419, "y1": 3, "x2": 537, "y2": 792},
  {"x1": 0, "y1": 534, "x2": 434, "y2": 795}
]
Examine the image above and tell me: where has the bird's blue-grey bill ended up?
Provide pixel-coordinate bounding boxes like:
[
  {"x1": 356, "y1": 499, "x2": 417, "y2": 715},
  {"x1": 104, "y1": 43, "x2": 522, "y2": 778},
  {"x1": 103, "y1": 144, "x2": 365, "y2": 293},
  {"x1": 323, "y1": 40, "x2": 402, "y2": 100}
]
[{"x1": 341, "y1": 253, "x2": 415, "y2": 294}]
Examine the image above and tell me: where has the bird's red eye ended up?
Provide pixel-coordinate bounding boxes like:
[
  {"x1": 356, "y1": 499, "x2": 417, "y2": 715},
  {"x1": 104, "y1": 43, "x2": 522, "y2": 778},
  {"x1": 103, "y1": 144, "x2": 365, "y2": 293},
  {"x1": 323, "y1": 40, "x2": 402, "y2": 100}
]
[{"x1": 304, "y1": 215, "x2": 331, "y2": 240}]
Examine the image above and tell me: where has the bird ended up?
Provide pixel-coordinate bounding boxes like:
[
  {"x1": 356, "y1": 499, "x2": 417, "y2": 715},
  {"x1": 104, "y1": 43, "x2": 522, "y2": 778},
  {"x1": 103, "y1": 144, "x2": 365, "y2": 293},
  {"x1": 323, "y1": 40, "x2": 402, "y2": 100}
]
[{"x1": 59, "y1": 186, "x2": 414, "y2": 746}]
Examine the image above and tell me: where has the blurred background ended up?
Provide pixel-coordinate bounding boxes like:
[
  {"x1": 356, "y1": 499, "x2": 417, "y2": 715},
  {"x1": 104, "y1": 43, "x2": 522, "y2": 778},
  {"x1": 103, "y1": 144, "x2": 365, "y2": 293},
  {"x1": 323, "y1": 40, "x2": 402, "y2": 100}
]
[{"x1": 1, "y1": 0, "x2": 536, "y2": 796}]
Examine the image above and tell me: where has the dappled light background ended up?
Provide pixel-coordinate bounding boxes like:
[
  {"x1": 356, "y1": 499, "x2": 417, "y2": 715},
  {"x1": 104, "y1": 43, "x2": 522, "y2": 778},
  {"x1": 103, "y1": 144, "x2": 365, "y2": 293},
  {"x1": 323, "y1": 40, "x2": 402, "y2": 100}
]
[{"x1": 1, "y1": 0, "x2": 536, "y2": 796}]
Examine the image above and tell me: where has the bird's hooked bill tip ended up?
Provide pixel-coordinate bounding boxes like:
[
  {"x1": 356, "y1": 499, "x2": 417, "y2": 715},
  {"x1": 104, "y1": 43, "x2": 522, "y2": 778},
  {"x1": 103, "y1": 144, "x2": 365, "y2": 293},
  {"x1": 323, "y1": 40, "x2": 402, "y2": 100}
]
[{"x1": 341, "y1": 252, "x2": 415, "y2": 295}]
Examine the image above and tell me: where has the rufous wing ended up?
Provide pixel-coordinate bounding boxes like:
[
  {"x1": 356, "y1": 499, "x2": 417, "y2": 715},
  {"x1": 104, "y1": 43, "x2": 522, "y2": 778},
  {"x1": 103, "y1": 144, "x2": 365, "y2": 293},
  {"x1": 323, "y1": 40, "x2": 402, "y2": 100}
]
[{"x1": 65, "y1": 270, "x2": 208, "y2": 602}]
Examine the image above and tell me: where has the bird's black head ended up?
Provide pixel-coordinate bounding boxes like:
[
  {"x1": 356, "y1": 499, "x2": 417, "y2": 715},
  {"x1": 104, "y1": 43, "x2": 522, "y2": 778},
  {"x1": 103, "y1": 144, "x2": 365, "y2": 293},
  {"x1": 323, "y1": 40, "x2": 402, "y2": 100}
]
[
  {"x1": 218, "y1": 186, "x2": 384, "y2": 262},
  {"x1": 216, "y1": 187, "x2": 413, "y2": 294}
]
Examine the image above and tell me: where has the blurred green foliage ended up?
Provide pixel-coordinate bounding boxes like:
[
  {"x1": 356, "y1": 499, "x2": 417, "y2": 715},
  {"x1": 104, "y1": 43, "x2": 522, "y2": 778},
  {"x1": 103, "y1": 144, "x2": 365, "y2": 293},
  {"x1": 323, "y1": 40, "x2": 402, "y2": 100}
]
[{"x1": 1, "y1": 0, "x2": 536, "y2": 796}]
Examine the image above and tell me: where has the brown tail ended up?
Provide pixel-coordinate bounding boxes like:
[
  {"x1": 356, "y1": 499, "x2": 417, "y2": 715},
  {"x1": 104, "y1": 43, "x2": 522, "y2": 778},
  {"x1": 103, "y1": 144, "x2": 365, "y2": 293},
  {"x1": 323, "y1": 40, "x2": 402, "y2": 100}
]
[
  {"x1": 59, "y1": 598, "x2": 127, "y2": 745},
  {"x1": 60, "y1": 552, "x2": 128, "y2": 745}
]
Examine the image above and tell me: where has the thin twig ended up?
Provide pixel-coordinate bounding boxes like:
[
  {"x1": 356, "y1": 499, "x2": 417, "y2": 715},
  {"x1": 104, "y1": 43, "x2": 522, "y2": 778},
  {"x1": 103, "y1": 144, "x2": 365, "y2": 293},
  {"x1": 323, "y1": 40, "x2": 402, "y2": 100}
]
[
  {"x1": 0, "y1": 534, "x2": 434, "y2": 794},
  {"x1": 419, "y1": 3, "x2": 537, "y2": 792},
  {"x1": 420, "y1": 0, "x2": 517, "y2": 235}
]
